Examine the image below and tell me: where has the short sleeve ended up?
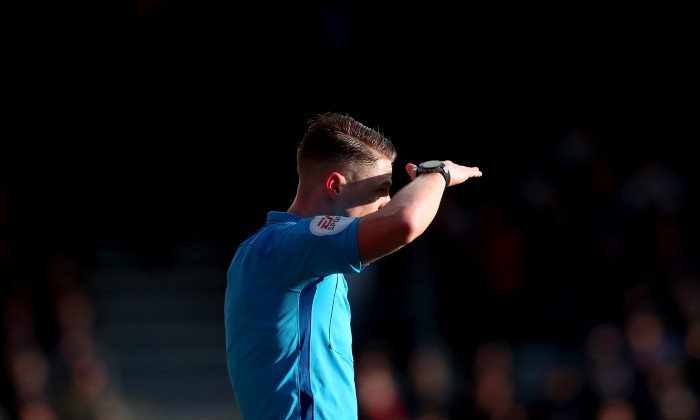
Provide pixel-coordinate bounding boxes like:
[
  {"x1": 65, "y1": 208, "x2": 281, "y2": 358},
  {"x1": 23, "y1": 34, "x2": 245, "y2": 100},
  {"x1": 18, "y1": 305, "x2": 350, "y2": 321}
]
[{"x1": 270, "y1": 216, "x2": 361, "y2": 287}]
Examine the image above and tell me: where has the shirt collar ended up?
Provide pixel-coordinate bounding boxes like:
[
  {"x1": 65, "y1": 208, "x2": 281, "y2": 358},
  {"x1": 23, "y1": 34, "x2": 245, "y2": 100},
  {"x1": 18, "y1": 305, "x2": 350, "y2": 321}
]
[{"x1": 267, "y1": 211, "x2": 303, "y2": 224}]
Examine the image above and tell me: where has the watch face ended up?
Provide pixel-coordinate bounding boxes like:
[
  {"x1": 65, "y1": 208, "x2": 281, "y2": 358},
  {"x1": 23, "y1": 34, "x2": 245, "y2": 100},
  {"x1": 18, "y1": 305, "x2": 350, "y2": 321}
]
[{"x1": 420, "y1": 160, "x2": 443, "y2": 169}]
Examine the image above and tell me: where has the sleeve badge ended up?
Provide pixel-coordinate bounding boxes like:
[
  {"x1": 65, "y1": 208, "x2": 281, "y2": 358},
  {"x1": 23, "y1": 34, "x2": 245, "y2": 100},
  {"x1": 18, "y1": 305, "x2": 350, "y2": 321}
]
[{"x1": 309, "y1": 215, "x2": 354, "y2": 236}]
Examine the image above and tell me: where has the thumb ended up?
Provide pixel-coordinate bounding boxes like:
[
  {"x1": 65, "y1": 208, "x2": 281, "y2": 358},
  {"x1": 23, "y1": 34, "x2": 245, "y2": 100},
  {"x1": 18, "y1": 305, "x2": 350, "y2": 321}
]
[{"x1": 405, "y1": 163, "x2": 418, "y2": 180}]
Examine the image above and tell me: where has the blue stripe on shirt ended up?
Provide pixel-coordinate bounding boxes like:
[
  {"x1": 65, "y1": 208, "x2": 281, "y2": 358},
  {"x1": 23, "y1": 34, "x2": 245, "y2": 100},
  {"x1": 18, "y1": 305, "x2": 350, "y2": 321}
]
[{"x1": 299, "y1": 278, "x2": 322, "y2": 420}]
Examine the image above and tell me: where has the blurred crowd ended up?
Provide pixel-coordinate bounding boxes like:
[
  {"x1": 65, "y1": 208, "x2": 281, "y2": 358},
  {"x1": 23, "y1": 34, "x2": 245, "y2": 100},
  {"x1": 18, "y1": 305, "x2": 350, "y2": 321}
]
[
  {"x1": 2, "y1": 123, "x2": 697, "y2": 420},
  {"x1": 2, "y1": 122, "x2": 698, "y2": 420},
  {"x1": 0, "y1": 185, "x2": 132, "y2": 419}
]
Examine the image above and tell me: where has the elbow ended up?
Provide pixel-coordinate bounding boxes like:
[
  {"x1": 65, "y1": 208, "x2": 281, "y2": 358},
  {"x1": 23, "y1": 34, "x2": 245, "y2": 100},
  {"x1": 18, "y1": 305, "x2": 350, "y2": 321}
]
[{"x1": 396, "y1": 210, "x2": 427, "y2": 245}]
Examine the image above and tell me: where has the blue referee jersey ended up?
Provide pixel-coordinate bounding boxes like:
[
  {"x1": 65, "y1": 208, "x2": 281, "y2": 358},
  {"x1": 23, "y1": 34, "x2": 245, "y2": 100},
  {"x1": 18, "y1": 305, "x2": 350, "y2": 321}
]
[{"x1": 225, "y1": 211, "x2": 363, "y2": 420}]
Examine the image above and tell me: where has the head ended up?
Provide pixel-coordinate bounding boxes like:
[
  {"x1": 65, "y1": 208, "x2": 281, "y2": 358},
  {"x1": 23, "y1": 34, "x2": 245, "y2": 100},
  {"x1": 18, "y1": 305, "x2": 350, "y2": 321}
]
[{"x1": 294, "y1": 112, "x2": 397, "y2": 218}]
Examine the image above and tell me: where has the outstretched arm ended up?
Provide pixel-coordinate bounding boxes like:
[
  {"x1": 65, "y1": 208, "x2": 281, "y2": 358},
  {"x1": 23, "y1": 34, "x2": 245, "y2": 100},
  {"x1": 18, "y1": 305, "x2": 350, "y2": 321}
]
[{"x1": 357, "y1": 161, "x2": 482, "y2": 265}]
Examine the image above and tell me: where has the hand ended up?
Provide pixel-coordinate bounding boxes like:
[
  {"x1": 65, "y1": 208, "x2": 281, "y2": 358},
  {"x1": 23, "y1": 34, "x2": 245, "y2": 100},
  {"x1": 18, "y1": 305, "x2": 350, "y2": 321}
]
[{"x1": 405, "y1": 160, "x2": 482, "y2": 187}]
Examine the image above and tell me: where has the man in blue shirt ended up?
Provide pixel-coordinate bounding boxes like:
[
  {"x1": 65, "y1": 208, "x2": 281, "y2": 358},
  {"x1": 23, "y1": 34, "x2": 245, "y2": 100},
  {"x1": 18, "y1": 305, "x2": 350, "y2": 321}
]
[{"x1": 225, "y1": 112, "x2": 482, "y2": 419}]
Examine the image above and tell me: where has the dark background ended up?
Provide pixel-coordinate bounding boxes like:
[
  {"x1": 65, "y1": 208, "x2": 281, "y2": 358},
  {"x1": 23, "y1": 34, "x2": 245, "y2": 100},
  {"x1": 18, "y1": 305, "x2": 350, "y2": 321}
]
[{"x1": 2, "y1": 1, "x2": 698, "y2": 419}]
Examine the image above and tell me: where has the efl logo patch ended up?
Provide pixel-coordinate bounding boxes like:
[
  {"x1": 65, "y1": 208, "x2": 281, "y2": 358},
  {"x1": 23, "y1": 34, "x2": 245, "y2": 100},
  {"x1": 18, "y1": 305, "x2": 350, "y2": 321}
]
[{"x1": 310, "y1": 216, "x2": 354, "y2": 236}]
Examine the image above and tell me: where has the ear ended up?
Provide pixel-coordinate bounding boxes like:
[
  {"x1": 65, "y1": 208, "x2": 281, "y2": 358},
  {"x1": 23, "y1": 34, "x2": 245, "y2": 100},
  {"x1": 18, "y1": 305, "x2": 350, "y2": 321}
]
[{"x1": 325, "y1": 171, "x2": 345, "y2": 198}]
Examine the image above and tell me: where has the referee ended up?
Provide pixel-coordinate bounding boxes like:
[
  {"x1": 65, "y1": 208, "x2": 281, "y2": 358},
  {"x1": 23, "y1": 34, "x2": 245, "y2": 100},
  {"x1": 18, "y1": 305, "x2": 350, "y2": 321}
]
[{"x1": 224, "y1": 112, "x2": 482, "y2": 419}]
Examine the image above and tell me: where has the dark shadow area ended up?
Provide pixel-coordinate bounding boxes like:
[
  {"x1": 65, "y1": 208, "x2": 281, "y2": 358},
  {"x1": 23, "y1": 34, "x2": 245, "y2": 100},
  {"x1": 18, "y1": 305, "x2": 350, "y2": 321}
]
[{"x1": 3, "y1": 2, "x2": 697, "y2": 419}]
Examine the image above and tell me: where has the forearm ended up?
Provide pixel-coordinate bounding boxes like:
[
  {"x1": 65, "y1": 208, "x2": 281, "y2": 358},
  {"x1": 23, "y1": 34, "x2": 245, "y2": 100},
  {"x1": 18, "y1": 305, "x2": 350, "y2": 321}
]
[
  {"x1": 357, "y1": 172, "x2": 446, "y2": 264},
  {"x1": 382, "y1": 171, "x2": 446, "y2": 241},
  {"x1": 357, "y1": 160, "x2": 481, "y2": 265}
]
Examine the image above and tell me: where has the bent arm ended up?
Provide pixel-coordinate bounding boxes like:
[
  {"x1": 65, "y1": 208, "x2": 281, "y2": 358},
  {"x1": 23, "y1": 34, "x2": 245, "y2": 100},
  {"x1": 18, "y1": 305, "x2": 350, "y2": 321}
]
[{"x1": 358, "y1": 161, "x2": 482, "y2": 265}]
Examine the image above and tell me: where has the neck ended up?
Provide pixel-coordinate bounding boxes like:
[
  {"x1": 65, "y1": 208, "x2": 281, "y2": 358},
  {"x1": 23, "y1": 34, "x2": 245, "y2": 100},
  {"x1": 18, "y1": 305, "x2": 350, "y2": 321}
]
[
  {"x1": 286, "y1": 199, "x2": 312, "y2": 218},
  {"x1": 286, "y1": 187, "x2": 327, "y2": 218},
  {"x1": 287, "y1": 193, "x2": 337, "y2": 219}
]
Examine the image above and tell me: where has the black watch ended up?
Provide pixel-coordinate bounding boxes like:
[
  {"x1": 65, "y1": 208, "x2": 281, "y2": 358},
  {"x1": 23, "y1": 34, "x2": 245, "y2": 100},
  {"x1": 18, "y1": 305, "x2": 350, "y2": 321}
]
[{"x1": 416, "y1": 160, "x2": 450, "y2": 189}]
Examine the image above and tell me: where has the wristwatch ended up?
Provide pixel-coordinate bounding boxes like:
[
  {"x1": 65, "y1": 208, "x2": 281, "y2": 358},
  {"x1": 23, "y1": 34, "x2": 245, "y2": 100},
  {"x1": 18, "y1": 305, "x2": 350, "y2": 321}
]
[{"x1": 416, "y1": 160, "x2": 450, "y2": 189}]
